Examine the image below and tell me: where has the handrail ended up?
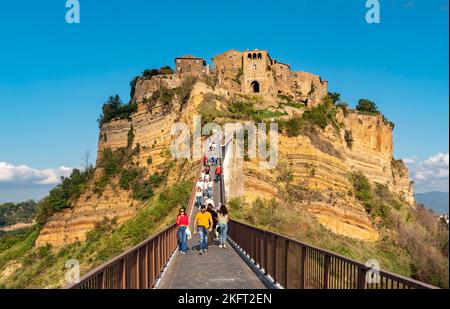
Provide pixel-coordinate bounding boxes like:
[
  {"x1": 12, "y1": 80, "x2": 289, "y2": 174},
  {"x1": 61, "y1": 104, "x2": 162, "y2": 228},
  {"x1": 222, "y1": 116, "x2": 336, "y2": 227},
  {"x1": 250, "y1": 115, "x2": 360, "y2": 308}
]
[
  {"x1": 228, "y1": 219, "x2": 439, "y2": 289},
  {"x1": 66, "y1": 163, "x2": 202, "y2": 289}
]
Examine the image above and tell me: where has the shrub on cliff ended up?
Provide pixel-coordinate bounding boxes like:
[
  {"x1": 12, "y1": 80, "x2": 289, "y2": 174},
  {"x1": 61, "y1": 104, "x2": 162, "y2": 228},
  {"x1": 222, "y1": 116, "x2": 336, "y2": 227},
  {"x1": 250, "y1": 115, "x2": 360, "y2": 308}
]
[
  {"x1": 119, "y1": 168, "x2": 141, "y2": 190},
  {"x1": 356, "y1": 99, "x2": 380, "y2": 115},
  {"x1": 175, "y1": 76, "x2": 197, "y2": 107},
  {"x1": 349, "y1": 172, "x2": 373, "y2": 212},
  {"x1": 143, "y1": 66, "x2": 173, "y2": 78},
  {"x1": 36, "y1": 168, "x2": 94, "y2": 225},
  {"x1": 98, "y1": 95, "x2": 137, "y2": 126}
]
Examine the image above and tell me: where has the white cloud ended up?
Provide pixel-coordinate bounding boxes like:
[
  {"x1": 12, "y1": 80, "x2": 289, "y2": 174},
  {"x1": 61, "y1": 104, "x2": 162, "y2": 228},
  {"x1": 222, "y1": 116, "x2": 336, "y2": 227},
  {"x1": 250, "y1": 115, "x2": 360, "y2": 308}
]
[
  {"x1": 423, "y1": 153, "x2": 449, "y2": 168},
  {"x1": 405, "y1": 153, "x2": 449, "y2": 193},
  {"x1": 0, "y1": 162, "x2": 73, "y2": 185},
  {"x1": 403, "y1": 156, "x2": 419, "y2": 164}
]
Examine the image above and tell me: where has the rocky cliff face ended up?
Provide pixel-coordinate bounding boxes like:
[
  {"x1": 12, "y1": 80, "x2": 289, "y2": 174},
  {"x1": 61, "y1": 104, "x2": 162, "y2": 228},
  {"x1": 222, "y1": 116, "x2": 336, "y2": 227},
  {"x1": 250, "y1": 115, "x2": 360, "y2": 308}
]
[
  {"x1": 242, "y1": 110, "x2": 414, "y2": 241},
  {"x1": 36, "y1": 74, "x2": 415, "y2": 246},
  {"x1": 36, "y1": 76, "x2": 195, "y2": 247}
]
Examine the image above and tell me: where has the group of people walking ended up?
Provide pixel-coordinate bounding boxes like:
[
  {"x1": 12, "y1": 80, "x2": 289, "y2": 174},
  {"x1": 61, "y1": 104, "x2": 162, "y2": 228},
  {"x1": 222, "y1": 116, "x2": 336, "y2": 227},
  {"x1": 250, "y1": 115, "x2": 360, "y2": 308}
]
[{"x1": 176, "y1": 137, "x2": 228, "y2": 256}]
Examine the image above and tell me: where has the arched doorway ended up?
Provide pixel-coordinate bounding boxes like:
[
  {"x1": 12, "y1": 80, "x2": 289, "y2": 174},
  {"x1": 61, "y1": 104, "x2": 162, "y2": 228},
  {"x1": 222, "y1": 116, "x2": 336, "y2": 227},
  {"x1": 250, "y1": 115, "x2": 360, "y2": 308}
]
[{"x1": 251, "y1": 80, "x2": 260, "y2": 93}]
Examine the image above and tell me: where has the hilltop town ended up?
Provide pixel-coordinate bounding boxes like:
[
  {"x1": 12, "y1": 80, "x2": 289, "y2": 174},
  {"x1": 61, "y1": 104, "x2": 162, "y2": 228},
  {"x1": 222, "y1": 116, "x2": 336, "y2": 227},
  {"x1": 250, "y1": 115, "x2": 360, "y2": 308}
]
[
  {"x1": 2, "y1": 48, "x2": 447, "y2": 290},
  {"x1": 131, "y1": 49, "x2": 327, "y2": 108}
]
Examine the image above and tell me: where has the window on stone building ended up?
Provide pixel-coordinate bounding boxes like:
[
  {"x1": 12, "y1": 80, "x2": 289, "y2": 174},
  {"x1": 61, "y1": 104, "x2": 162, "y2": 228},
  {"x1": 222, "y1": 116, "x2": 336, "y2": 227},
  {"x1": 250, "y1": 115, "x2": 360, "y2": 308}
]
[
  {"x1": 248, "y1": 53, "x2": 252, "y2": 59},
  {"x1": 253, "y1": 53, "x2": 257, "y2": 60},
  {"x1": 253, "y1": 64, "x2": 257, "y2": 70},
  {"x1": 258, "y1": 53, "x2": 262, "y2": 59}
]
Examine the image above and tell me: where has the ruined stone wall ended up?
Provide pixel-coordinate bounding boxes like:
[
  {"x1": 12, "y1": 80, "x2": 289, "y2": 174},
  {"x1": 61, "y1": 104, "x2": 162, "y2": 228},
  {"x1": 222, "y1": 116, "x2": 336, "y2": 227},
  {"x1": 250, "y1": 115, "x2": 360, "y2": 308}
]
[
  {"x1": 290, "y1": 71, "x2": 328, "y2": 106},
  {"x1": 273, "y1": 62, "x2": 291, "y2": 85},
  {"x1": 212, "y1": 50, "x2": 243, "y2": 87},
  {"x1": 175, "y1": 57, "x2": 207, "y2": 76}
]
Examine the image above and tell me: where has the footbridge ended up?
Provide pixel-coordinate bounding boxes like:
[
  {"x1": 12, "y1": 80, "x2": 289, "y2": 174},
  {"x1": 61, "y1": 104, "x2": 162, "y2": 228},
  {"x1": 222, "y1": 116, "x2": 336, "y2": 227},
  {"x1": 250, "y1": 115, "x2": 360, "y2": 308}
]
[{"x1": 66, "y1": 133, "x2": 437, "y2": 290}]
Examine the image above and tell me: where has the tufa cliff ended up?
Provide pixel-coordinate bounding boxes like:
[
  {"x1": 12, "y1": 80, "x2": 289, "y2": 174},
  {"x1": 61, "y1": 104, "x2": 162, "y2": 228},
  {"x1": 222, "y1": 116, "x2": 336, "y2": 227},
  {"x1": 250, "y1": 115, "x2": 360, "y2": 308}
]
[{"x1": 36, "y1": 50, "x2": 414, "y2": 247}]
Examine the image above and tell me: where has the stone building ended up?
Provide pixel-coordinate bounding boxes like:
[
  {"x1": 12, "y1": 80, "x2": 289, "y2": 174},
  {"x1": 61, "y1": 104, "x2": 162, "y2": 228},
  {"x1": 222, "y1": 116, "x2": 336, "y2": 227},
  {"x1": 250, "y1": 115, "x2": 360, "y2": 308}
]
[
  {"x1": 210, "y1": 49, "x2": 328, "y2": 106},
  {"x1": 175, "y1": 55, "x2": 208, "y2": 76}
]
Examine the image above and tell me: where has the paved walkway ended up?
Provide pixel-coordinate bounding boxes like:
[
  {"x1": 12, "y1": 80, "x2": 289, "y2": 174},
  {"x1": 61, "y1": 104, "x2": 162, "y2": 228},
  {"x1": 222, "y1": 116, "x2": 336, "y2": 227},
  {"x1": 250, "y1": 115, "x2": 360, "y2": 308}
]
[{"x1": 158, "y1": 133, "x2": 266, "y2": 289}]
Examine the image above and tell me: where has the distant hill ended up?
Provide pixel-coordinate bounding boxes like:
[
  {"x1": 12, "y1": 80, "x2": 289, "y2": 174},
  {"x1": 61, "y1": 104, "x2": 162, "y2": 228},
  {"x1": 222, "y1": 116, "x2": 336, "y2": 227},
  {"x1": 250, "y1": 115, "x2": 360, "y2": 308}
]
[
  {"x1": 415, "y1": 192, "x2": 449, "y2": 214},
  {"x1": 0, "y1": 200, "x2": 37, "y2": 228}
]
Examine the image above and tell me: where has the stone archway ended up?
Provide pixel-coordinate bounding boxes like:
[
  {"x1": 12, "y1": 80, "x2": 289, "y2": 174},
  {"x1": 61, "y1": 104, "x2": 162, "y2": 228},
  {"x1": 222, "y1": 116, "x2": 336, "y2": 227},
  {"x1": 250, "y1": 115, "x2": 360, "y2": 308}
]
[{"x1": 250, "y1": 80, "x2": 260, "y2": 93}]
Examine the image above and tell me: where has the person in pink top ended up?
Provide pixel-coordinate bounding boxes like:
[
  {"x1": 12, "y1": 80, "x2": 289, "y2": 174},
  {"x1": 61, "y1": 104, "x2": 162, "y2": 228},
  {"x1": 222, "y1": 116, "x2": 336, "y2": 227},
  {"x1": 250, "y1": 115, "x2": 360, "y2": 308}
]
[{"x1": 176, "y1": 208, "x2": 189, "y2": 254}]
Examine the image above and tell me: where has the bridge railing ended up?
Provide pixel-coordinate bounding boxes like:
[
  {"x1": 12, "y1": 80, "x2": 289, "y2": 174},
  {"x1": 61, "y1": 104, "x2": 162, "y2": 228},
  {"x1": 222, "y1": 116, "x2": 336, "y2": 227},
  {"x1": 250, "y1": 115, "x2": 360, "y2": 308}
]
[
  {"x1": 228, "y1": 220, "x2": 439, "y2": 289},
  {"x1": 66, "y1": 165, "x2": 202, "y2": 289}
]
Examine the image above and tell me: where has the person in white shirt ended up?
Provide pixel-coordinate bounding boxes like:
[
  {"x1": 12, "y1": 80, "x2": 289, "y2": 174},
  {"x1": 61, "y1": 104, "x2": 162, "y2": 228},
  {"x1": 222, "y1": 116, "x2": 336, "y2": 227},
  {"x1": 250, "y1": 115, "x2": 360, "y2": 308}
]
[
  {"x1": 195, "y1": 187, "x2": 203, "y2": 208},
  {"x1": 205, "y1": 198, "x2": 215, "y2": 209},
  {"x1": 207, "y1": 180, "x2": 213, "y2": 198},
  {"x1": 204, "y1": 173, "x2": 210, "y2": 182},
  {"x1": 196, "y1": 177, "x2": 204, "y2": 197},
  {"x1": 201, "y1": 170, "x2": 205, "y2": 181},
  {"x1": 203, "y1": 181, "x2": 208, "y2": 196}
]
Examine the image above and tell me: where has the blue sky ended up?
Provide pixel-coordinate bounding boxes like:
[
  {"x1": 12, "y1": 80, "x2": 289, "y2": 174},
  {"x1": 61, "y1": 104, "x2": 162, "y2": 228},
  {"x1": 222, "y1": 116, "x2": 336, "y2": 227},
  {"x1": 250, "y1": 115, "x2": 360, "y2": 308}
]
[{"x1": 0, "y1": 0, "x2": 448, "y2": 201}]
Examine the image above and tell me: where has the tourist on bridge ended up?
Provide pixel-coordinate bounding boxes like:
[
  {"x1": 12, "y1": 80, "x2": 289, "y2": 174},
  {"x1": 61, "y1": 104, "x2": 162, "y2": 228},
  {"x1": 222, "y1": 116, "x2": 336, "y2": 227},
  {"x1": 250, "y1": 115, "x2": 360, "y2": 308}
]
[
  {"x1": 195, "y1": 187, "x2": 203, "y2": 208},
  {"x1": 176, "y1": 208, "x2": 189, "y2": 254},
  {"x1": 214, "y1": 165, "x2": 221, "y2": 182},
  {"x1": 203, "y1": 153, "x2": 208, "y2": 166},
  {"x1": 218, "y1": 205, "x2": 229, "y2": 249},
  {"x1": 207, "y1": 204, "x2": 218, "y2": 244},
  {"x1": 196, "y1": 176, "x2": 204, "y2": 190},
  {"x1": 205, "y1": 197, "x2": 214, "y2": 209},
  {"x1": 207, "y1": 179, "x2": 213, "y2": 198},
  {"x1": 194, "y1": 205, "x2": 213, "y2": 255}
]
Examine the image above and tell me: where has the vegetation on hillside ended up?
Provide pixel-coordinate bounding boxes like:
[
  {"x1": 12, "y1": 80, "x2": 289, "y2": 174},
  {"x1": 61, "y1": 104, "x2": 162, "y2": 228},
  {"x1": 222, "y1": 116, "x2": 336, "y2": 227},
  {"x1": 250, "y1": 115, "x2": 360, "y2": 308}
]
[
  {"x1": 143, "y1": 76, "x2": 197, "y2": 112},
  {"x1": 0, "y1": 226, "x2": 36, "y2": 252},
  {"x1": 230, "y1": 169, "x2": 449, "y2": 288},
  {"x1": 348, "y1": 171, "x2": 449, "y2": 287},
  {"x1": 277, "y1": 94, "x2": 305, "y2": 109},
  {"x1": 36, "y1": 167, "x2": 94, "y2": 226},
  {"x1": 0, "y1": 181, "x2": 192, "y2": 288},
  {"x1": 0, "y1": 201, "x2": 37, "y2": 227},
  {"x1": 94, "y1": 145, "x2": 168, "y2": 202},
  {"x1": 98, "y1": 95, "x2": 138, "y2": 127}
]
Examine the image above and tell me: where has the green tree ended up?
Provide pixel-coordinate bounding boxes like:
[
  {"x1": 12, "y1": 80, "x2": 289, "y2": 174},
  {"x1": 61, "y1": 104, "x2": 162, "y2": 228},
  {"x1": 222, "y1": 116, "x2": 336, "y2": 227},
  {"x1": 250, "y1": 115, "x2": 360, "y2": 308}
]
[
  {"x1": 327, "y1": 92, "x2": 341, "y2": 104},
  {"x1": 356, "y1": 99, "x2": 380, "y2": 115}
]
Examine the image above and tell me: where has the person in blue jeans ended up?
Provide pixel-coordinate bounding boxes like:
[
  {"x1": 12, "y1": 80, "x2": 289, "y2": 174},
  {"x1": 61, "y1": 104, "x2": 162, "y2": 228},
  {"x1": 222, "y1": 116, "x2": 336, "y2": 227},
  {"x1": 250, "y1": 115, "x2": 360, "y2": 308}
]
[
  {"x1": 217, "y1": 205, "x2": 229, "y2": 249},
  {"x1": 195, "y1": 187, "x2": 203, "y2": 208},
  {"x1": 176, "y1": 208, "x2": 189, "y2": 254},
  {"x1": 194, "y1": 205, "x2": 213, "y2": 255}
]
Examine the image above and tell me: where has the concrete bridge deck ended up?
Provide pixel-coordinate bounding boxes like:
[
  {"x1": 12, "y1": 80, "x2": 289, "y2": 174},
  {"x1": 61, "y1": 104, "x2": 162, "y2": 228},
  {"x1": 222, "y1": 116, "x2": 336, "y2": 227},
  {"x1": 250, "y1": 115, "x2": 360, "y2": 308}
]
[{"x1": 158, "y1": 134, "x2": 267, "y2": 289}]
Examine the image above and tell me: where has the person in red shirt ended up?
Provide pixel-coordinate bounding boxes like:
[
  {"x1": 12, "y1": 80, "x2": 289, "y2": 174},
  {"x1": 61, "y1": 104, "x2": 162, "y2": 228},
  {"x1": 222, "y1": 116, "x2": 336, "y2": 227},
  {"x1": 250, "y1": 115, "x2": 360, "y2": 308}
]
[
  {"x1": 215, "y1": 165, "x2": 221, "y2": 182},
  {"x1": 176, "y1": 208, "x2": 189, "y2": 254},
  {"x1": 203, "y1": 154, "x2": 207, "y2": 166}
]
